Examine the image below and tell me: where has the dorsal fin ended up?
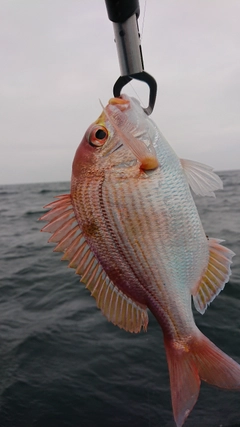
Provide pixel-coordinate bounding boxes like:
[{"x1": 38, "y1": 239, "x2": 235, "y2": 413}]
[
  {"x1": 192, "y1": 238, "x2": 235, "y2": 314},
  {"x1": 40, "y1": 195, "x2": 148, "y2": 333}
]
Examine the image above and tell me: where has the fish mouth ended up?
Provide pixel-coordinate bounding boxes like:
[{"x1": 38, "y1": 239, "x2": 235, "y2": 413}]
[
  {"x1": 101, "y1": 100, "x2": 159, "y2": 171},
  {"x1": 108, "y1": 97, "x2": 130, "y2": 111},
  {"x1": 97, "y1": 96, "x2": 159, "y2": 171},
  {"x1": 95, "y1": 97, "x2": 130, "y2": 126}
]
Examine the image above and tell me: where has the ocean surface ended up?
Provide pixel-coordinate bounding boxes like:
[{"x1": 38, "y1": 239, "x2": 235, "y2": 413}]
[{"x1": 0, "y1": 169, "x2": 240, "y2": 427}]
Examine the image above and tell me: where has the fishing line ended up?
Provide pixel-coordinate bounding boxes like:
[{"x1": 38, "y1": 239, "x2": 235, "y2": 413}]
[
  {"x1": 141, "y1": 0, "x2": 147, "y2": 41},
  {"x1": 129, "y1": 82, "x2": 143, "y2": 104},
  {"x1": 129, "y1": 0, "x2": 147, "y2": 106}
]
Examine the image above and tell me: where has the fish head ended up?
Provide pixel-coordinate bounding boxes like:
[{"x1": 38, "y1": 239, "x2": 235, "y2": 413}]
[{"x1": 72, "y1": 95, "x2": 159, "y2": 180}]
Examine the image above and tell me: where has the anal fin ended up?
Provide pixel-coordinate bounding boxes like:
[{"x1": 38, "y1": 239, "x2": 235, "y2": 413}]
[
  {"x1": 193, "y1": 238, "x2": 235, "y2": 314},
  {"x1": 86, "y1": 273, "x2": 148, "y2": 333}
]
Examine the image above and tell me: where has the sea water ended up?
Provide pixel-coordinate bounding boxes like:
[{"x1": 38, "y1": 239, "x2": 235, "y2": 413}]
[{"x1": 0, "y1": 170, "x2": 240, "y2": 427}]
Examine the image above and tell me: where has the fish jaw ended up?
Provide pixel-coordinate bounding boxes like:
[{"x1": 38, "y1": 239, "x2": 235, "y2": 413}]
[
  {"x1": 108, "y1": 96, "x2": 130, "y2": 110},
  {"x1": 101, "y1": 97, "x2": 159, "y2": 170}
]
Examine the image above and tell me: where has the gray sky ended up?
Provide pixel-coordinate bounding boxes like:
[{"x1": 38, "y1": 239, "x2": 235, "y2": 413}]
[{"x1": 1, "y1": 0, "x2": 240, "y2": 185}]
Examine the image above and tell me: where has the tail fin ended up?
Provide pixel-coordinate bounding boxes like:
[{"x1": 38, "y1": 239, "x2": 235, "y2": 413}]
[{"x1": 164, "y1": 330, "x2": 240, "y2": 427}]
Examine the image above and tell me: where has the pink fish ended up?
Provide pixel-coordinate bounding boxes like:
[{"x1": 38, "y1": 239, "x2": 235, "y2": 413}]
[{"x1": 40, "y1": 95, "x2": 240, "y2": 426}]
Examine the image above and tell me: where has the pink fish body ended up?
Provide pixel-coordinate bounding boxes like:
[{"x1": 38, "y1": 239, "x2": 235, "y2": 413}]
[{"x1": 40, "y1": 95, "x2": 240, "y2": 426}]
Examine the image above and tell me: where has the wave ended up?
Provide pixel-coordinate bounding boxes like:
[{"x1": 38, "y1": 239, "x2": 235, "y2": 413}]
[
  {"x1": 24, "y1": 210, "x2": 45, "y2": 216},
  {"x1": 0, "y1": 191, "x2": 18, "y2": 196},
  {"x1": 38, "y1": 189, "x2": 55, "y2": 194}
]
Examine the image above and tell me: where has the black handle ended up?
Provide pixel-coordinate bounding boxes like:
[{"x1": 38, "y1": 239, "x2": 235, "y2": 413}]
[{"x1": 105, "y1": 0, "x2": 140, "y2": 23}]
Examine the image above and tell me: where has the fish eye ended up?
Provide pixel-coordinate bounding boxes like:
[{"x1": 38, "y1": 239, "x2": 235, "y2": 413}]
[
  {"x1": 89, "y1": 125, "x2": 108, "y2": 147},
  {"x1": 95, "y1": 129, "x2": 106, "y2": 140}
]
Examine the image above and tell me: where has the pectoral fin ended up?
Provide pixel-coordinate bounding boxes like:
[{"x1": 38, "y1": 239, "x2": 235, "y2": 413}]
[
  {"x1": 40, "y1": 195, "x2": 148, "y2": 333},
  {"x1": 192, "y1": 238, "x2": 235, "y2": 314},
  {"x1": 180, "y1": 158, "x2": 223, "y2": 197}
]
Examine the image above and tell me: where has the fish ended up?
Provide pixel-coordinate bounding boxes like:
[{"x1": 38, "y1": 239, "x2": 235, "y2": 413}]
[{"x1": 40, "y1": 94, "x2": 240, "y2": 426}]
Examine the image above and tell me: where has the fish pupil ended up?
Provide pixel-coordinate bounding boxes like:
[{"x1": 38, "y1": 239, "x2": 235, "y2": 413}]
[{"x1": 95, "y1": 129, "x2": 107, "y2": 140}]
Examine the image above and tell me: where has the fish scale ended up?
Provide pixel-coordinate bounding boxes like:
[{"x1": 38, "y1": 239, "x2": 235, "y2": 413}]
[
  {"x1": 103, "y1": 175, "x2": 161, "y2": 292},
  {"x1": 103, "y1": 172, "x2": 196, "y2": 333},
  {"x1": 73, "y1": 175, "x2": 146, "y2": 305}
]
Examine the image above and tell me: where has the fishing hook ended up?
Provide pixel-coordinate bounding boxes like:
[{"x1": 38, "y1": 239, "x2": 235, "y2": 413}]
[{"x1": 105, "y1": 0, "x2": 157, "y2": 115}]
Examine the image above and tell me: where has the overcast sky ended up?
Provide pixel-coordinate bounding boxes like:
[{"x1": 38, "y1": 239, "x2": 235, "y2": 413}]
[{"x1": 1, "y1": 0, "x2": 240, "y2": 185}]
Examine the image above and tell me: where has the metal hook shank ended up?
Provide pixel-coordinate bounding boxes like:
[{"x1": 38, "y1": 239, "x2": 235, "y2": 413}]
[
  {"x1": 113, "y1": 72, "x2": 157, "y2": 116},
  {"x1": 112, "y1": 14, "x2": 144, "y2": 76}
]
